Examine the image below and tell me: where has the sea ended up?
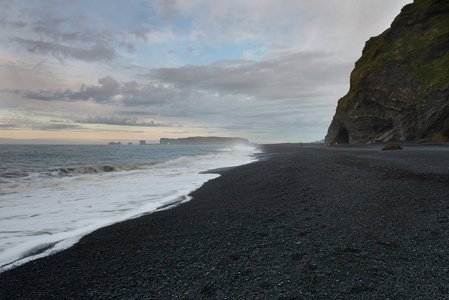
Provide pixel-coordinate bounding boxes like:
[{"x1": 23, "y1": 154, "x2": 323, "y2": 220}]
[{"x1": 0, "y1": 143, "x2": 261, "y2": 272}]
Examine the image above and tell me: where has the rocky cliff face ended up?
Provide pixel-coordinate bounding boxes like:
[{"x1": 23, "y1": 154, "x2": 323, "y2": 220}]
[{"x1": 325, "y1": 0, "x2": 449, "y2": 144}]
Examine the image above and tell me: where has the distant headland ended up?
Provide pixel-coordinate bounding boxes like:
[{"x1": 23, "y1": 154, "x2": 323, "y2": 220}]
[{"x1": 160, "y1": 136, "x2": 250, "y2": 145}]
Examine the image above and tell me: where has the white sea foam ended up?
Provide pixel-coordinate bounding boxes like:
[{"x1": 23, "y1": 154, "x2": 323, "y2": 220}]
[{"x1": 0, "y1": 144, "x2": 260, "y2": 272}]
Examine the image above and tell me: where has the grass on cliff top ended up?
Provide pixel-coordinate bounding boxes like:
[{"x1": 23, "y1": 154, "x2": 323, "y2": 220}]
[{"x1": 338, "y1": 1, "x2": 449, "y2": 108}]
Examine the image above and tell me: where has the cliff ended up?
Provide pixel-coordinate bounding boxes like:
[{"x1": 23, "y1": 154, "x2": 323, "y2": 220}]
[
  {"x1": 325, "y1": 0, "x2": 449, "y2": 144},
  {"x1": 160, "y1": 137, "x2": 250, "y2": 145}
]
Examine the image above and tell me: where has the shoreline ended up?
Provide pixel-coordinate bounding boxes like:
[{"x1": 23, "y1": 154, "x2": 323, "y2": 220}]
[
  {"x1": 1, "y1": 143, "x2": 448, "y2": 298},
  {"x1": 0, "y1": 145, "x2": 259, "y2": 272}
]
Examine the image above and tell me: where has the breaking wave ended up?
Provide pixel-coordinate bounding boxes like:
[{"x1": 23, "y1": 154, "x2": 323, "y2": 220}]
[
  {"x1": 0, "y1": 144, "x2": 261, "y2": 271},
  {"x1": 0, "y1": 162, "x2": 160, "y2": 182}
]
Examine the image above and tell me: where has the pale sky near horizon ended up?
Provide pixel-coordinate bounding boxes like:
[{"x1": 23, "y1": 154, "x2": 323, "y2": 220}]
[{"x1": 0, "y1": 0, "x2": 412, "y2": 144}]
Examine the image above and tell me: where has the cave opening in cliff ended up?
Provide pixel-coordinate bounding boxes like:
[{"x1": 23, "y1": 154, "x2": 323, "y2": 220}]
[{"x1": 336, "y1": 127, "x2": 350, "y2": 144}]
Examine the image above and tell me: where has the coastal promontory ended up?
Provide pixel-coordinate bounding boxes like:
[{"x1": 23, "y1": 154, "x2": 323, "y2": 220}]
[
  {"x1": 325, "y1": 0, "x2": 449, "y2": 144},
  {"x1": 160, "y1": 136, "x2": 250, "y2": 145}
]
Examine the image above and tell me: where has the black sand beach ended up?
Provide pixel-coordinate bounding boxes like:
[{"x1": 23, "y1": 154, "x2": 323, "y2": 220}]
[{"x1": 1, "y1": 144, "x2": 449, "y2": 299}]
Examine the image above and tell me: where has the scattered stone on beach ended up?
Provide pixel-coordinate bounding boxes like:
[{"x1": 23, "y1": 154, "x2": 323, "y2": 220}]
[
  {"x1": 416, "y1": 132, "x2": 448, "y2": 144},
  {"x1": 430, "y1": 132, "x2": 448, "y2": 142},
  {"x1": 381, "y1": 143, "x2": 403, "y2": 151},
  {"x1": 1, "y1": 144, "x2": 449, "y2": 299}
]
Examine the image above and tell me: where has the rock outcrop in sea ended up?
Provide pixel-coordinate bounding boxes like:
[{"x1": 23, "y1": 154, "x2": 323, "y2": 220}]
[{"x1": 325, "y1": 0, "x2": 449, "y2": 144}]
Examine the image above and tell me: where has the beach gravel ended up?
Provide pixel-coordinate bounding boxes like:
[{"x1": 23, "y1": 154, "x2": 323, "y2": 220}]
[{"x1": 1, "y1": 144, "x2": 449, "y2": 299}]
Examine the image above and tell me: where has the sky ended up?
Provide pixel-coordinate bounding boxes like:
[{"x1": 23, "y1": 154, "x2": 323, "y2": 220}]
[{"x1": 0, "y1": 0, "x2": 412, "y2": 144}]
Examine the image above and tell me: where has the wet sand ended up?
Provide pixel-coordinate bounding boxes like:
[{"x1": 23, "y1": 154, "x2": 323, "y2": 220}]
[{"x1": 1, "y1": 143, "x2": 449, "y2": 299}]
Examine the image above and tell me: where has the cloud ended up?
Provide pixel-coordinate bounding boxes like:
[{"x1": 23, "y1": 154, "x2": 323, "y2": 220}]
[
  {"x1": 13, "y1": 38, "x2": 116, "y2": 62},
  {"x1": 153, "y1": 0, "x2": 178, "y2": 21},
  {"x1": 0, "y1": 58, "x2": 60, "y2": 90},
  {"x1": 7, "y1": 75, "x2": 186, "y2": 107},
  {"x1": 80, "y1": 76, "x2": 121, "y2": 102},
  {"x1": 0, "y1": 116, "x2": 160, "y2": 132},
  {"x1": 1, "y1": 1, "x2": 172, "y2": 65},
  {"x1": 129, "y1": 25, "x2": 154, "y2": 42},
  {"x1": 2, "y1": 48, "x2": 352, "y2": 143},
  {"x1": 0, "y1": 117, "x2": 83, "y2": 131},
  {"x1": 4, "y1": 49, "x2": 349, "y2": 141},
  {"x1": 125, "y1": 25, "x2": 176, "y2": 44},
  {"x1": 8, "y1": 76, "x2": 118, "y2": 102},
  {"x1": 1, "y1": 0, "x2": 184, "y2": 64},
  {"x1": 119, "y1": 81, "x2": 182, "y2": 106},
  {"x1": 152, "y1": 51, "x2": 352, "y2": 101},
  {"x1": 0, "y1": 124, "x2": 18, "y2": 129},
  {"x1": 10, "y1": 88, "x2": 78, "y2": 101},
  {"x1": 34, "y1": 123, "x2": 83, "y2": 131},
  {"x1": 0, "y1": 2, "x2": 120, "y2": 63},
  {"x1": 169, "y1": 0, "x2": 410, "y2": 54},
  {"x1": 0, "y1": 0, "x2": 412, "y2": 143},
  {"x1": 76, "y1": 116, "x2": 174, "y2": 127}
]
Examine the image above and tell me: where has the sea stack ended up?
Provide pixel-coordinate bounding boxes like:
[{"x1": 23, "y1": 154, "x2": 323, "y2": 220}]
[{"x1": 325, "y1": 0, "x2": 449, "y2": 144}]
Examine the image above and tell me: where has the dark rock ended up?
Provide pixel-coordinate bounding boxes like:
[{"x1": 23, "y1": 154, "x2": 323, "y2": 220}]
[
  {"x1": 381, "y1": 143, "x2": 403, "y2": 151},
  {"x1": 325, "y1": 0, "x2": 449, "y2": 144},
  {"x1": 416, "y1": 132, "x2": 448, "y2": 143}
]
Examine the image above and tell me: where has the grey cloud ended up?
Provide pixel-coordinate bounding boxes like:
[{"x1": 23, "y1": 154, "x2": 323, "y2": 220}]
[
  {"x1": 130, "y1": 25, "x2": 153, "y2": 42},
  {"x1": 1, "y1": 2, "x2": 118, "y2": 61},
  {"x1": 11, "y1": 76, "x2": 180, "y2": 106},
  {"x1": 0, "y1": 124, "x2": 18, "y2": 129},
  {"x1": 119, "y1": 81, "x2": 181, "y2": 107},
  {"x1": 76, "y1": 116, "x2": 173, "y2": 127},
  {"x1": 1, "y1": 1, "x2": 175, "y2": 65},
  {"x1": 33, "y1": 123, "x2": 83, "y2": 131},
  {"x1": 12, "y1": 88, "x2": 80, "y2": 101},
  {"x1": 117, "y1": 110, "x2": 155, "y2": 116},
  {"x1": 10, "y1": 76, "x2": 121, "y2": 103},
  {"x1": 0, "y1": 18, "x2": 27, "y2": 29},
  {"x1": 30, "y1": 18, "x2": 106, "y2": 44},
  {"x1": 0, "y1": 58, "x2": 57, "y2": 90},
  {"x1": 80, "y1": 76, "x2": 120, "y2": 103},
  {"x1": 154, "y1": 0, "x2": 178, "y2": 21},
  {"x1": 1, "y1": 118, "x2": 83, "y2": 131},
  {"x1": 2, "y1": 116, "x2": 157, "y2": 132},
  {"x1": 152, "y1": 51, "x2": 352, "y2": 101},
  {"x1": 120, "y1": 41, "x2": 135, "y2": 53},
  {"x1": 14, "y1": 38, "x2": 116, "y2": 62},
  {"x1": 0, "y1": 2, "x2": 27, "y2": 29}
]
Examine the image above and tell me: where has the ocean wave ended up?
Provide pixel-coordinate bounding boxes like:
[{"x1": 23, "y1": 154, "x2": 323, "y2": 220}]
[
  {"x1": 51, "y1": 165, "x2": 117, "y2": 174},
  {"x1": 153, "y1": 156, "x2": 197, "y2": 168},
  {"x1": 0, "y1": 145, "x2": 260, "y2": 196},
  {"x1": 0, "y1": 162, "x2": 159, "y2": 182},
  {"x1": 0, "y1": 144, "x2": 261, "y2": 270}
]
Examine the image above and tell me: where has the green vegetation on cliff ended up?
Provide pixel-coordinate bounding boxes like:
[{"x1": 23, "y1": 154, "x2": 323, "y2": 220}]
[{"x1": 339, "y1": 0, "x2": 449, "y2": 108}]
